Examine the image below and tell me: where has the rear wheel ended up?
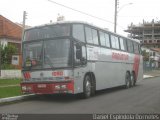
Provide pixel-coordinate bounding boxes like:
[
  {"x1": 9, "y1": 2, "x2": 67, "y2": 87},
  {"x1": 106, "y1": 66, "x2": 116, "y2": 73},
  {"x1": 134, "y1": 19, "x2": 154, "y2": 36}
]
[
  {"x1": 125, "y1": 72, "x2": 131, "y2": 89},
  {"x1": 131, "y1": 72, "x2": 136, "y2": 86}
]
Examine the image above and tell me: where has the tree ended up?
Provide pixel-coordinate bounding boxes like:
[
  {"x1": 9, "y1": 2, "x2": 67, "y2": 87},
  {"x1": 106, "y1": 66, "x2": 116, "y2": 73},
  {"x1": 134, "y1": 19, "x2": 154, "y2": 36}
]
[
  {"x1": 142, "y1": 50, "x2": 149, "y2": 61},
  {"x1": 0, "y1": 44, "x2": 17, "y2": 69}
]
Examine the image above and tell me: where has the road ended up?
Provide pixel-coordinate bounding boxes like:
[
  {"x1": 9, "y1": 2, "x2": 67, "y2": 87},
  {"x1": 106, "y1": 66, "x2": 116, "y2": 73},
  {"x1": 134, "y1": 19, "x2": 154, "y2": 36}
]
[{"x1": 0, "y1": 77, "x2": 160, "y2": 114}]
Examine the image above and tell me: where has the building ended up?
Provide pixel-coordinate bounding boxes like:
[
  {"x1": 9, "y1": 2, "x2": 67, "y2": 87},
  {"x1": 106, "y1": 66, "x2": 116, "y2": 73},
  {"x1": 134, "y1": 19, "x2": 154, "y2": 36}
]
[
  {"x1": 0, "y1": 15, "x2": 22, "y2": 52},
  {"x1": 125, "y1": 19, "x2": 160, "y2": 48},
  {"x1": 142, "y1": 47, "x2": 160, "y2": 68},
  {"x1": 0, "y1": 15, "x2": 23, "y2": 69}
]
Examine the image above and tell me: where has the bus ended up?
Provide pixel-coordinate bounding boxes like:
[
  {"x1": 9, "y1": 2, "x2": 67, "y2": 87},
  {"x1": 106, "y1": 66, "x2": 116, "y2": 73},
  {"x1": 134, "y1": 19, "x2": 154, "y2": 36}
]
[{"x1": 21, "y1": 21, "x2": 143, "y2": 98}]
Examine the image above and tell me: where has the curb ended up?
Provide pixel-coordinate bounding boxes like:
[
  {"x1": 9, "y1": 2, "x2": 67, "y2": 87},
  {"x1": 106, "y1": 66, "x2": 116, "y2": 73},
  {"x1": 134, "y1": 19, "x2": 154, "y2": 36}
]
[
  {"x1": 143, "y1": 75, "x2": 160, "y2": 79},
  {"x1": 0, "y1": 94, "x2": 35, "y2": 104}
]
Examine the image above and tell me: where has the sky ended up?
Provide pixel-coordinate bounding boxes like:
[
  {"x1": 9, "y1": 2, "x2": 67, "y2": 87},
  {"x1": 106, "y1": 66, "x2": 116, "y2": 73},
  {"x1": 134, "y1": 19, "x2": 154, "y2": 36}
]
[{"x1": 0, "y1": 0, "x2": 160, "y2": 36}]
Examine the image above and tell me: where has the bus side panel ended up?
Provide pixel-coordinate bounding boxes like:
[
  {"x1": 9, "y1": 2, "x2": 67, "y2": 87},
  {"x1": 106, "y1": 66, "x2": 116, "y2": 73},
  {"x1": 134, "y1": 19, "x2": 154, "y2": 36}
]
[
  {"x1": 86, "y1": 46, "x2": 134, "y2": 91},
  {"x1": 73, "y1": 67, "x2": 90, "y2": 94}
]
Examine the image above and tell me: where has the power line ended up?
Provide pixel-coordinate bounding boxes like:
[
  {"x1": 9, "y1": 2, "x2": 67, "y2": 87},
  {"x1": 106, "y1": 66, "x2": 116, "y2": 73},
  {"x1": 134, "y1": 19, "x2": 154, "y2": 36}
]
[
  {"x1": 47, "y1": 0, "x2": 126, "y2": 30},
  {"x1": 47, "y1": 0, "x2": 114, "y2": 25}
]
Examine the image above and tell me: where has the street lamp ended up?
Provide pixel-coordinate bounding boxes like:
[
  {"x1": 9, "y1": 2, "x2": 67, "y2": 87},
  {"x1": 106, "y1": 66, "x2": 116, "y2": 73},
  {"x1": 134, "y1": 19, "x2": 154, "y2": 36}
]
[{"x1": 114, "y1": 0, "x2": 133, "y2": 33}]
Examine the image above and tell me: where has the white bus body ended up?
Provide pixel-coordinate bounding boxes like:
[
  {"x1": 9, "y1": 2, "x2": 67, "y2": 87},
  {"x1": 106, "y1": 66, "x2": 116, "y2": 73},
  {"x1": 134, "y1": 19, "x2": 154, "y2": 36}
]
[{"x1": 21, "y1": 22, "x2": 143, "y2": 98}]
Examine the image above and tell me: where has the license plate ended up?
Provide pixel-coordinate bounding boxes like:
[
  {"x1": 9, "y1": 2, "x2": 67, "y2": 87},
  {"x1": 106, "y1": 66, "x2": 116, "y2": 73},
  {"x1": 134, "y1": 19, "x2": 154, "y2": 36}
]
[{"x1": 37, "y1": 84, "x2": 46, "y2": 88}]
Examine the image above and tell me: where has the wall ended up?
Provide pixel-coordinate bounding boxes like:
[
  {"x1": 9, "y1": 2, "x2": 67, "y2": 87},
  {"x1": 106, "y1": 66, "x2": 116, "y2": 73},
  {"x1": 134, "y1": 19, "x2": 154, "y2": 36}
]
[
  {"x1": 0, "y1": 70, "x2": 22, "y2": 79},
  {"x1": 0, "y1": 38, "x2": 8, "y2": 46}
]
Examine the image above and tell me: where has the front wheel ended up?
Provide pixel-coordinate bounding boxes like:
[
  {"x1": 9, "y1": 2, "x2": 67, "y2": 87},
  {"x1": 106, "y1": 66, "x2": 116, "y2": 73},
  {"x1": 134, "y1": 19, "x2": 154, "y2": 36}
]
[{"x1": 83, "y1": 75, "x2": 92, "y2": 98}]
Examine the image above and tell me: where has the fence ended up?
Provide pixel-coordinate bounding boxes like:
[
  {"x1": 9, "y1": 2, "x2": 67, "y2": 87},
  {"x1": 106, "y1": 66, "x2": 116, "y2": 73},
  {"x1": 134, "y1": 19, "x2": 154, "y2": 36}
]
[{"x1": 143, "y1": 61, "x2": 159, "y2": 72}]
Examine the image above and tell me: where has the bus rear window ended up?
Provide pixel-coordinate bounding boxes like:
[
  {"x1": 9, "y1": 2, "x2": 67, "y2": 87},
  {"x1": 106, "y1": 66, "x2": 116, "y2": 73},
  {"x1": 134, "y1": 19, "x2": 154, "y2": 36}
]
[{"x1": 24, "y1": 24, "x2": 70, "y2": 41}]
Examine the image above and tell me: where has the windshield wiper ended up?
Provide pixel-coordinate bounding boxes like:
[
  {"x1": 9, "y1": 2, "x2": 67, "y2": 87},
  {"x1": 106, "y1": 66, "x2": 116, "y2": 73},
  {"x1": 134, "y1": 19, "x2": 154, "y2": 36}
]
[{"x1": 44, "y1": 49, "x2": 55, "y2": 71}]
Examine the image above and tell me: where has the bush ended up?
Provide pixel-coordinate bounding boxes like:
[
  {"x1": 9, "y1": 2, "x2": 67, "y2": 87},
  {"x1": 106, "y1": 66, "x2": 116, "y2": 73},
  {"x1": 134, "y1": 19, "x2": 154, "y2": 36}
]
[
  {"x1": 1, "y1": 64, "x2": 15, "y2": 69},
  {"x1": 0, "y1": 44, "x2": 17, "y2": 69}
]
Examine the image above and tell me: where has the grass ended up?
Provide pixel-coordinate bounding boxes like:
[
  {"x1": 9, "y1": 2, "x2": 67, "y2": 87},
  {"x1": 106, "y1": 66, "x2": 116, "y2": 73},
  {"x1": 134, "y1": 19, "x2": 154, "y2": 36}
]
[
  {"x1": 0, "y1": 79, "x2": 21, "y2": 86},
  {"x1": 0, "y1": 86, "x2": 22, "y2": 98},
  {"x1": 0, "y1": 79, "x2": 22, "y2": 98}
]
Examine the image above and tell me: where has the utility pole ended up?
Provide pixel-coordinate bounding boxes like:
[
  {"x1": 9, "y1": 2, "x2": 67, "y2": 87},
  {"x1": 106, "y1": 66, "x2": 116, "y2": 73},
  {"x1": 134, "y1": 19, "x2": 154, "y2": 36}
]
[
  {"x1": 21, "y1": 11, "x2": 27, "y2": 52},
  {"x1": 20, "y1": 11, "x2": 27, "y2": 69},
  {"x1": 114, "y1": 0, "x2": 118, "y2": 33}
]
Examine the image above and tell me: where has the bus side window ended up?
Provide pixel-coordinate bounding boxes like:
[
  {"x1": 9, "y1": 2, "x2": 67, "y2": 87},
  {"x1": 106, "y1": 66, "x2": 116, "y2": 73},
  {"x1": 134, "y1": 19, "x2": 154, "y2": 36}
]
[
  {"x1": 127, "y1": 40, "x2": 134, "y2": 53},
  {"x1": 99, "y1": 31, "x2": 110, "y2": 47},
  {"x1": 139, "y1": 45, "x2": 142, "y2": 54},
  {"x1": 92, "y1": 29, "x2": 99, "y2": 45},
  {"x1": 74, "y1": 43, "x2": 87, "y2": 66},
  {"x1": 85, "y1": 27, "x2": 99, "y2": 45},
  {"x1": 85, "y1": 27, "x2": 93, "y2": 44},
  {"x1": 133, "y1": 42, "x2": 139, "y2": 54},
  {"x1": 119, "y1": 37, "x2": 127, "y2": 51},
  {"x1": 72, "y1": 24, "x2": 85, "y2": 42},
  {"x1": 111, "y1": 35, "x2": 119, "y2": 49}
]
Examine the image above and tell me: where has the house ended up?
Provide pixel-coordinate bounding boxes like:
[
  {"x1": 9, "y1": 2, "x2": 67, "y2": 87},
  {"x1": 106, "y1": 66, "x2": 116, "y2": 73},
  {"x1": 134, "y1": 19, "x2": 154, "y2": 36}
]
[{"x1": 0, "y1": 15, "x2": 22, "y2": 69}]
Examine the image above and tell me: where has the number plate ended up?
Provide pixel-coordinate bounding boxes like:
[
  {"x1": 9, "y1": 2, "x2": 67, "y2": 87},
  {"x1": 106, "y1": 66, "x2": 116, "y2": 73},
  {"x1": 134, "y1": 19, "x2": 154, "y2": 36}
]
[{"x1": 37, "y1": 84, "x2": 46, "y2": 88}]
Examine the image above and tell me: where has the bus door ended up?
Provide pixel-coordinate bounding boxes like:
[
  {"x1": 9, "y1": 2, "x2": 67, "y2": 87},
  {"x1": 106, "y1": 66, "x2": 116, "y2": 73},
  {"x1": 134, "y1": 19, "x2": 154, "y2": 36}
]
[{"x1": 73, "y1": 42, "x2": 87, "y2": 93}]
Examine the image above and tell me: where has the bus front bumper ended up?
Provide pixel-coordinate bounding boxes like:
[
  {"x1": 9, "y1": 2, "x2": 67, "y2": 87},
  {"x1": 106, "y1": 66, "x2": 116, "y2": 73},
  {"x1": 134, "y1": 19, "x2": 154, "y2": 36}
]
[{"x1": 21, "y1": 81, "x2": 74, "y2": 94}]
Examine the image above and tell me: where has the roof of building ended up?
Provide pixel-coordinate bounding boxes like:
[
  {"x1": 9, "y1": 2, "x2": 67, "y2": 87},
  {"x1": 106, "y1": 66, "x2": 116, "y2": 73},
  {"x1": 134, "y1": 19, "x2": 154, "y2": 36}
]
[
  {"x1": 0, "y1": 15, "x2": 22, "y2": 40},
  {"x1": 150, "y1": 48, "x2": 160, "y2": 52}
]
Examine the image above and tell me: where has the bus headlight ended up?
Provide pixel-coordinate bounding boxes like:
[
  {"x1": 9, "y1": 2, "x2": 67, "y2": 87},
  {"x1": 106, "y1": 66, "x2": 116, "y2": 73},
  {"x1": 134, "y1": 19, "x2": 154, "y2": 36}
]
[
  {"x1": 22, "y1": 86, "x2": 27, "y2": 91},
  {"x1": 22, "y1": 86, "x2": 32, "y2": 91},
  {"x1": 61, "y1": 85, "x2": 67, "y2": 89},
  {"x1": 55, "y1": 85, "x2": 60, "y2": 90}
]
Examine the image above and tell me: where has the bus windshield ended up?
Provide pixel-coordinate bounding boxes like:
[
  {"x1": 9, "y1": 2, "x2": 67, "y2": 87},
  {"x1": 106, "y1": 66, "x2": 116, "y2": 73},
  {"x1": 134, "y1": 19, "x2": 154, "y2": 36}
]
[
  {"x1": 23, "y1": 39, "x2": 71, "y2": 70},
  {"x1": 24, "y1": 24, "x2": 70, "y2": 41}
]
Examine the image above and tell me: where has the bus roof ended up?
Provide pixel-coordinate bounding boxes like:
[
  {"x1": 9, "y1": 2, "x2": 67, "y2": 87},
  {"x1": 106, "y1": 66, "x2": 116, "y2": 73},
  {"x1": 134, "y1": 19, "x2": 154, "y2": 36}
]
[{"x1": 25, "y1": 21, "x2": 140, "y2": 43}]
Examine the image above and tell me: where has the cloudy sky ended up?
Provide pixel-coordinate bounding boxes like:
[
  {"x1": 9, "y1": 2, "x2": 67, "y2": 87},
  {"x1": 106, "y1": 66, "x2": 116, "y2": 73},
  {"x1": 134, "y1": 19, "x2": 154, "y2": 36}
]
[{"x1": 0, "y1": 0, "x2": 160, "y2": 36}]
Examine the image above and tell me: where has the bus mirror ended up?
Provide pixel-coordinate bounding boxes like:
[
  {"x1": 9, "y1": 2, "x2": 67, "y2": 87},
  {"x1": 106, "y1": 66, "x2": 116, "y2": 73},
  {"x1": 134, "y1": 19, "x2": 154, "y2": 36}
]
[{"x1": 76, "y1": 45, "x2": 82, "y2": 59}]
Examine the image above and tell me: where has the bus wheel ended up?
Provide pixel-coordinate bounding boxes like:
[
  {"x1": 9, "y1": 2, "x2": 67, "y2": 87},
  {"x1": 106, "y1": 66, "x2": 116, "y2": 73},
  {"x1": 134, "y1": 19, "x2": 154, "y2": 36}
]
[
  {"x1": 131, "y1": 72, "x2": 136, "y2": 86},
  {"x1": 83, "y1": 75, "x2": 92, "y2": 98},
  {"x1": 125, "y1": 72, "x2": 131, "y2": 89}
]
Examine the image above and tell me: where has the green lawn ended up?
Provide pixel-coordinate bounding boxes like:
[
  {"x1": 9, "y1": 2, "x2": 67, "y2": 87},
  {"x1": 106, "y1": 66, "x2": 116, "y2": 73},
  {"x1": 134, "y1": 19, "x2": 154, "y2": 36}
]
[
  {"x1": 0, "y1": 79, "x2": 22, "y2": 98},
  {"x1": 0, "y1": 86, "x2": 22, "y2": 98},
  {"x1": 0, "y1": 79, "x2": 21, "y2": 86}
]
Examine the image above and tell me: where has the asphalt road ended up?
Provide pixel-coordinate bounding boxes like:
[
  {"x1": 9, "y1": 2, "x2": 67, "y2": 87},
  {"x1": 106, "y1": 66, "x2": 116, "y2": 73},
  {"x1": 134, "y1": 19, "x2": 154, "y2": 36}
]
[{"x1": 0, "y1": 77, "x2": 160, "y2": 114}]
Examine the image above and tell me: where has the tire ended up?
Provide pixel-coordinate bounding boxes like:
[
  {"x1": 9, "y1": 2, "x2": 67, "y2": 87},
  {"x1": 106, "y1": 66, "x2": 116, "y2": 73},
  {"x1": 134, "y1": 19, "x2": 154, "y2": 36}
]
[
  {"x1": 83, "y1": 75, "x2": 92, "y2": 98},
  {"x1": 131, "y1": 72, "x2": 136, "y2": 86},
  {"x1": 90, "y1": 75, "x2": 96, "y2": 96},
  {"x1": 125, "y1": 72, "x2": 131, "y2": 89}
]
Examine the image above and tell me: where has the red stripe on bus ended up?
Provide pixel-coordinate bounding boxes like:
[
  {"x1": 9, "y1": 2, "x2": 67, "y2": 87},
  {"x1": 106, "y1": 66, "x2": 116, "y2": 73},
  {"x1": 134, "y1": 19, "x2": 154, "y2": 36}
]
[
  {"x1": 23, "y1": 73, "x2": 27, "y2": 79},
  {"x1": 28, "y1": 72, "x2": 31, "y2": 79},
  {"x1": 24, "y1": 72, "x2": 31, "y2": 79},
  {"x1": 133, "y1": 55, "x2": 140, "y2": 80}
]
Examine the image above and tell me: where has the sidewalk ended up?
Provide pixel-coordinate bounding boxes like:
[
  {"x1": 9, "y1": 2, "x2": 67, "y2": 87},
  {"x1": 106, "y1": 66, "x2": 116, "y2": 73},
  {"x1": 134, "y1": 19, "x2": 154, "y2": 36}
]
[{"x1": 143, "y1": 70, "x2": 160, "y2": 79}]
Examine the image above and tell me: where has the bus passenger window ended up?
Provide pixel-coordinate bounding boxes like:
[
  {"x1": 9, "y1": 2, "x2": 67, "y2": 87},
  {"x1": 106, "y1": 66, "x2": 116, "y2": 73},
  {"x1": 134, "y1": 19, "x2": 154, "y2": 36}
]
[
  {"x1": 92, "y1": 29, "x2": 99, "y2": 45},
  {"x1": 73, "y1": 24, "x2": 85, "y2": 42},
  {"x1": 85, "y1": 27, "x2": 93, "y2": 44},
  {"x1": 85, "y1": 27, "x2": 99, "y2": 45},
  {"x1": 133, "y1": 42, "x2": 140, "y2": 54},
  {"x1": 119, "y1": 38, "x2": 127, "y2": 51},
  {"x1": 127, "y1": 40, "x2": 134, "y2": 53},
  {"x1": 111, "y1": 35, "x2": 119, "y2": 49},
  {"x1": 99, "y1": 31, "x2": 110, "y2": 47}
]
